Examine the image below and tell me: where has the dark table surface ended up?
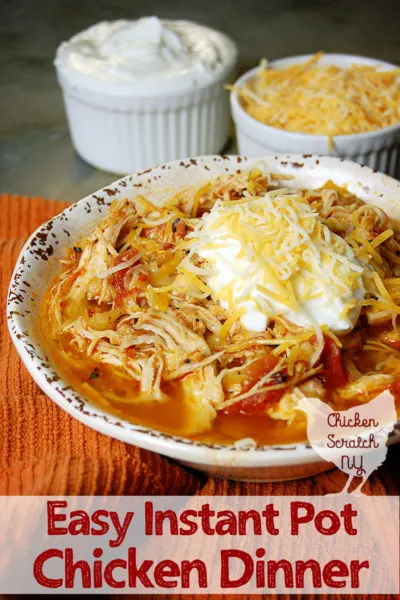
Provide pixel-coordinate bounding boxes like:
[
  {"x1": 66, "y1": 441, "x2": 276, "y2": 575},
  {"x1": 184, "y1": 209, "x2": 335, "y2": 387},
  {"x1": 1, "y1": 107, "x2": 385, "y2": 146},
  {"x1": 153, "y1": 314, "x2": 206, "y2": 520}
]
[{"x1": 1, "y1": 0, "x2": 400, "y2": 201}]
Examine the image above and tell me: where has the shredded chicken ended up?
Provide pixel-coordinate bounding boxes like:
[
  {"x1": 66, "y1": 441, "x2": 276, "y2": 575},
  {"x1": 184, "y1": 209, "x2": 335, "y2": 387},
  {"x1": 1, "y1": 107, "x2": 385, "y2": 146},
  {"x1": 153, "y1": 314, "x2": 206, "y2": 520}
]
[{"x1": 42, "y1": 171, "x2": 400, "y2": 437}]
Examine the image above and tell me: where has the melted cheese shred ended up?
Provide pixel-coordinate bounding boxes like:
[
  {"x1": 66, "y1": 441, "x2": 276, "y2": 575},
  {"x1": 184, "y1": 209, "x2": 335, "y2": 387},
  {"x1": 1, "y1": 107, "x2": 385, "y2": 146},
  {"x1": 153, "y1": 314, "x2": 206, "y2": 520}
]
[
  {"x1": 190, "y1": 189, "x2": 366, "y2": 333},
  {"x1": 232, "y1": 53, "x2": 400, "y2": 147}
]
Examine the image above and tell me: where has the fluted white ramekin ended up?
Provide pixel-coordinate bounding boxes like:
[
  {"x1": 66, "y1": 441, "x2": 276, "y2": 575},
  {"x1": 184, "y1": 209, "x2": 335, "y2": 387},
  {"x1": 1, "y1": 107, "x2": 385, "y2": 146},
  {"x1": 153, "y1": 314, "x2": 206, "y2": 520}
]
[
  {"x1": 231, "y1": 54, "x2": 400, "y2": 178},
  {"x1": 56, "y1": 30, "x2": 237, "y2": 175}
]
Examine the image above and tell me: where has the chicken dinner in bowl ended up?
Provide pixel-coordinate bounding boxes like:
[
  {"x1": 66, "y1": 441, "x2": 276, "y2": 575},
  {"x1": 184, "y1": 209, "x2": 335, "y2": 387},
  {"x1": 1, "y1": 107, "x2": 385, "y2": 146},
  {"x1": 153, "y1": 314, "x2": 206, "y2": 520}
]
[{"x1": 40, "y1": 167, "x2": 400, "y2": 446}]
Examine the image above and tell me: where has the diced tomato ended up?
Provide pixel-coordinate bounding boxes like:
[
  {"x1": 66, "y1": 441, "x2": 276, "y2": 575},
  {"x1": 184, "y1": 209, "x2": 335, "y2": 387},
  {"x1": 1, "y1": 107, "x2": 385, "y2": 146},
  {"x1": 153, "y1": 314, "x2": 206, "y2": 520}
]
[
  {"x1": 226, "y1": 357, "x2": 246, "y2": 368},
  {"x1": 138, "y1": 272, "x2": 149, "y2": 283},
  {"x1": 114, "y1": 290, "x2": 129, "y2": 308},
  {"x1": 223, "y1": 354, "x2": 284, "y2": 415},
  {"x1": 112, "y1": 270, "x2": 126, "y2": 293},
  {"x1": 389, "y1": 380, "x2": 400, "y2": 396},
  {"x1": 225, "y1": 388, "x2": 285, "y2": 415},
  {"x1": 111, "y1": 248, "x2": 142, "y2": 306},
  {"x1": 242, "y1": 355, "x2": 279, "y2": 388},
  {"x1": 140, "y1": 224, "x2": 166, "y2": 239},
  {"x1": 112, "y1": 249, "x2": 139, "y2": 285},
  {"x1": 387, "y1": 341, "x2": 400, "y2": 350},
  {"x1": 115, "y1": 248, "x2": 138, "y2": 265},
  {"x1": 175, "y1": 220, "x2": 187, "y2": 238},
  {"x1": 229, "y1": 188, "x2": 244, "y2": 200},
  {"x1": 321, "y1": 335, "x2": 348, "y2": 388},
  {"x1": 171, "y1": 218, "x2": 190, "y2": 239}
]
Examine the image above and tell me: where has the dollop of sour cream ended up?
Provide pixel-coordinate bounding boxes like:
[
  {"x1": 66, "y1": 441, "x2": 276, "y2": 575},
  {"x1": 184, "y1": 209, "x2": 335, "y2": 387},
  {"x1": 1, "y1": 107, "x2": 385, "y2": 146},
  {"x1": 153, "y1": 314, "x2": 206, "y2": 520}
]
[
  {"x1": 192, "y1": 190, "x2": 366, "y2": 334},
  {"x1": 55, "y1": 17, "x2": 237, "y2": 94}
]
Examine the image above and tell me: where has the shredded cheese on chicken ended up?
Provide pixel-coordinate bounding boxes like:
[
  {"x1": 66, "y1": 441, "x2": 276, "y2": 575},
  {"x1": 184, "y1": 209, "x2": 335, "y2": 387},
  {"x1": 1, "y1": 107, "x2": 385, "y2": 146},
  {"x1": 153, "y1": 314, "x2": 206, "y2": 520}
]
[{"x1": 190, "y1": 190, "x2": 365, "y2": 332}]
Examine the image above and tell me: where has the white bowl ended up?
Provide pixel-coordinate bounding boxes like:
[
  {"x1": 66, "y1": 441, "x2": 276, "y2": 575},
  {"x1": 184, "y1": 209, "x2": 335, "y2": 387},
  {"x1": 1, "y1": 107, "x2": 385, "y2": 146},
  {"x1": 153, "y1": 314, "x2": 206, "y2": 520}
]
[
  {"x1": 55, "y1": 22, "x2": 237, "y2": 175},
  {"x1": 231, "y1": 54, "x2": 400, "y2": 178},
  {"x1": 7, "y1": 154, "x2": 400, "y2": 481}
]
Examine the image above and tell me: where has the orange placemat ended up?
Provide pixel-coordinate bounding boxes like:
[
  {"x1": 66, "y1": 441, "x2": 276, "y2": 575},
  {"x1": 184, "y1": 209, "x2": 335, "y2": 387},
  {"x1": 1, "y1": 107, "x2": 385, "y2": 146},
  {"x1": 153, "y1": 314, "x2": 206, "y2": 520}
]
[{"x1": 0, "y1": 194, "x2": 399, "y2": 599}]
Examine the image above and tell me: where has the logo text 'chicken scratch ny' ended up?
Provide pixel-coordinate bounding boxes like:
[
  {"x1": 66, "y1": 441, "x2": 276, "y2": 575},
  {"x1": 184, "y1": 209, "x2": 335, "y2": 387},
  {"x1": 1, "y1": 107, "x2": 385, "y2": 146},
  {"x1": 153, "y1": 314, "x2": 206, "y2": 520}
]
[{"x1": 296, "y1": 390, "x2": 397, "y2": 495}]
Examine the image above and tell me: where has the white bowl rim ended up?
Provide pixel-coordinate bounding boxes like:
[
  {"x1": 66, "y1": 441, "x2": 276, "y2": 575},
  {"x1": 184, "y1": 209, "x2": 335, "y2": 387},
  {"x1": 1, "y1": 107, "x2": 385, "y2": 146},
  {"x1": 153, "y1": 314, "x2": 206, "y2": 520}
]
[
  {"x1": 7, "y1": 153, "x2": 400, "y2": 467},
  {"x1": 230, "y1": 52, "x2": 400, "y2": 142}
]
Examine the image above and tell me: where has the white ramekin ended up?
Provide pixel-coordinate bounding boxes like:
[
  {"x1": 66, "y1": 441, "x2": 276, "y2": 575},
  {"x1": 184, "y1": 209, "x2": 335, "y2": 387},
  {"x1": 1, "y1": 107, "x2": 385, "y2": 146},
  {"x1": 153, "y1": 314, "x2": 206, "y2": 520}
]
[
  {"x1": 231, "y1": 54, "x2": 400, "y2": 178},
  {"x1": 56, "y1": 28, "x2": 237, "y2": 175}
]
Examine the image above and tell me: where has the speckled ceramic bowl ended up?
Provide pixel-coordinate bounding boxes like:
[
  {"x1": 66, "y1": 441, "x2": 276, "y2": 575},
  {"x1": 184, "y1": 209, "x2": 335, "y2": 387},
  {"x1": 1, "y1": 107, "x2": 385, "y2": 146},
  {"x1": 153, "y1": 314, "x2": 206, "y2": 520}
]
[
  {"x1": 7, "y1": 154, "x2": 400, "y2": 481},
  {"x1": 231, "y1": 54, "x2": 400, "y2": 178}
]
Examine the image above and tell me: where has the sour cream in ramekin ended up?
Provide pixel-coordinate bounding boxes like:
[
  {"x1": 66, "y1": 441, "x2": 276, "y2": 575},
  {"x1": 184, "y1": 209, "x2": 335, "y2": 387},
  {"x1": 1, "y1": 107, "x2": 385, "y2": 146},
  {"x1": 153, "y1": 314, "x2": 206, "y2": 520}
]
[
  {"x1": 55, "y1": 17, "x2": 237, "y2": 174},
  {"x1": 56, "y1": 17, "x2": 234, "y2": 94}
]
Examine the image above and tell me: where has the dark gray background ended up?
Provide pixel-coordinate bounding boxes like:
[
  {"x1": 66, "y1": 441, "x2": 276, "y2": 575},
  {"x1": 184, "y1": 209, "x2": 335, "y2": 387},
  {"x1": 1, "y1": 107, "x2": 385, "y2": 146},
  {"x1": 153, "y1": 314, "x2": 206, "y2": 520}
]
[{"x1": 1, "y1": 0, "x2": 400, "y2": 200}]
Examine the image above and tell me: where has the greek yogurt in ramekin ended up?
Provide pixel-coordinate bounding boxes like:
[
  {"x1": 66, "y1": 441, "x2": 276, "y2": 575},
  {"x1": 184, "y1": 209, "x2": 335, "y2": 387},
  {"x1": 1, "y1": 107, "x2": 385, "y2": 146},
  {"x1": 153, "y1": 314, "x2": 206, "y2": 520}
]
[{"x1": 55, "y1": 17, "x2": 237, "y2": 174}]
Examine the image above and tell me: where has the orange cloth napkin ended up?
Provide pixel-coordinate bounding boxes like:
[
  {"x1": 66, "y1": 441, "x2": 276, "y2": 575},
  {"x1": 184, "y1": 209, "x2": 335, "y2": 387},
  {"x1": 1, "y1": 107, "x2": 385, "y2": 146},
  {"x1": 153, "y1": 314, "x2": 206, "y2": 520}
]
[{"x1": 1, "y1": 194, "x2": 399, "y2": 600}]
